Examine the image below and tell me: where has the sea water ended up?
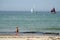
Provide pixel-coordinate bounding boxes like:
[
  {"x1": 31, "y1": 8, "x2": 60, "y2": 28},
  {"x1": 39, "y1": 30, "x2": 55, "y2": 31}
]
[{"x1": 0, "y1": 11, "x2": 60, "y2": 33}]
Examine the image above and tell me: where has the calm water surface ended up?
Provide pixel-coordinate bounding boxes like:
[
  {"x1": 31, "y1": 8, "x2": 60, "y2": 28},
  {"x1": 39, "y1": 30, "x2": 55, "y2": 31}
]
[{"x1": 0, "y1": 11, "x2": 60, "y2": 33}]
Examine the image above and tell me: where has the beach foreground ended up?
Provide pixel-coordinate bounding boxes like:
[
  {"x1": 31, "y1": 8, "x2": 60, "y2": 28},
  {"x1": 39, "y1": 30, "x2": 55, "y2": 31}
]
[{"x1": 0, "y1": 34, "x2": 60, "y2": 40}]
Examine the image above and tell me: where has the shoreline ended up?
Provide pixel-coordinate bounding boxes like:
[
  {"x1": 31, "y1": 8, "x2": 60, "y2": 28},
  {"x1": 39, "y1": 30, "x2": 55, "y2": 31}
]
[
  {"x1": 0, "y1": 32, "x2": 59, "y2": 35},
  {"x1": 0, "y1": 31, "x2": 60, "y2": 40}
]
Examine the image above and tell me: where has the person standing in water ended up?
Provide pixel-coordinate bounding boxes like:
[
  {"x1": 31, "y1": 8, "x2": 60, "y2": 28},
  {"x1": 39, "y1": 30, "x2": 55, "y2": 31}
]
[{"x1": 16, "y1": 27, "x2": 19, "y2": 35}]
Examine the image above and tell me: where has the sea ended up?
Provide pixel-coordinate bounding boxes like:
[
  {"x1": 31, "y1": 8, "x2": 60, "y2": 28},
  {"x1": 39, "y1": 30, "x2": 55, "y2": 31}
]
[{"x1": 0, "y1": 11, "x2": 60, "y2": 34}]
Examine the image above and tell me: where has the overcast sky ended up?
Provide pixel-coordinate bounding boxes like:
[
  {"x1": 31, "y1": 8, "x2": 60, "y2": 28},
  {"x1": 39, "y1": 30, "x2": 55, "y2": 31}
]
[{"x1": 0, "y1": 0, "x2": 60, "y2": 11}]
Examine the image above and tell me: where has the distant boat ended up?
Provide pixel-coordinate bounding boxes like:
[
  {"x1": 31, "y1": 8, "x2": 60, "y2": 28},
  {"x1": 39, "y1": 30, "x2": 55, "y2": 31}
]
[
  {"x1": 51, "y1": 8, "x2": 56, "y2": 13},
  {"x1": 31, "y1": 8, "x2": 34, "y2": 13}
]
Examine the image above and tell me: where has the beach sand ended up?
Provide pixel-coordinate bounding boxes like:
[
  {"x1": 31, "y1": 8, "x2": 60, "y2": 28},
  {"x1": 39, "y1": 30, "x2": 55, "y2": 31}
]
[{"x1": 0, "y1": 34, "x2": 60, "y2": 40}]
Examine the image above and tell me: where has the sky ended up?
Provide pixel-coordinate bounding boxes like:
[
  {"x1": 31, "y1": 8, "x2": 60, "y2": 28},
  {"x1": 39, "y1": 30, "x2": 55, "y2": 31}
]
[{"x1": 0, "y1": 0, "x2": 60, "y2": 11}]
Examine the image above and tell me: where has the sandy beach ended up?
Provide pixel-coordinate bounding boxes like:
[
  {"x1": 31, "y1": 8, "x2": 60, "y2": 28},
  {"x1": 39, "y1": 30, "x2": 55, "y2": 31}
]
[{"x1": 0, "y1": 34, "x2": 60, "y2": 40}]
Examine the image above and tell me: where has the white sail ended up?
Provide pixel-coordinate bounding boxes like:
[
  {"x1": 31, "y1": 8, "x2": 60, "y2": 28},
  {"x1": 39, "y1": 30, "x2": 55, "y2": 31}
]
[{"x1": 31, "y1": 8, "x2": 34, "y2": 13}]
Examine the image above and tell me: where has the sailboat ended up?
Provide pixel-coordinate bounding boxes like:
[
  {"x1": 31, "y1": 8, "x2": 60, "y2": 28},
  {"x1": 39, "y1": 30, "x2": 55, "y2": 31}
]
[
  {"x1": 31, "y1": 8, "x2": 34, "y2": 13},
  {"x1": 51, "y1": 8, "x2": 56, "y2": 13}
]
